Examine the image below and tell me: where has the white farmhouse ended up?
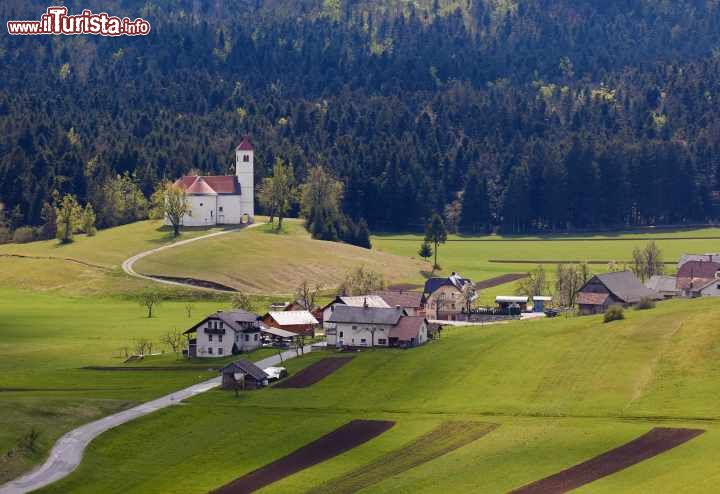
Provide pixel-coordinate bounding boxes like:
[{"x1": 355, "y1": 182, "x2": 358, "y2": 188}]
[
  {"x1": 326, "y1": 305, "x2": 430, "y2": 348},
  {"x1": 183, "y1": 309, "x2": 262, "y2": 358},
  {"x1": 170, "y1": 136, "x2": 255, "y2": 227}
]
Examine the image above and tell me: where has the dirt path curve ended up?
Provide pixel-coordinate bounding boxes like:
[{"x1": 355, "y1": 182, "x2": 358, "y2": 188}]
[
  {"x1": 121, "y1": 223, "x2": 261, "y2": 292},
  {"x1": 0, "y1": 345, "x2": 313, "y2": 494}
]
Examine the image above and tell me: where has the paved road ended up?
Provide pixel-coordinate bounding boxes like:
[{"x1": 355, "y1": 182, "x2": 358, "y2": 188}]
[
  {"x1": 121, "y1": 223, "x2": 260, "y2": 291},
  {"x1": 0, "y1": 346, "x2": 313, "y2": 494}
]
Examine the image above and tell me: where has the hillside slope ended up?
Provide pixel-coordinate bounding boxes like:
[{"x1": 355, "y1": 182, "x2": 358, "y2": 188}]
[
  {"x1": 133, "y1": 222, "x2": 427, "y2": 294},
  {"x1": 37, "y1": 297, "x2": 720, "y2": 493}
]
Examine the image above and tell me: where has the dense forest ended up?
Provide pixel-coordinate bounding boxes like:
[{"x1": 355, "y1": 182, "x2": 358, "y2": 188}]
[{"x1": 2, "y1": 0, "x2": 720, "y2": 237}]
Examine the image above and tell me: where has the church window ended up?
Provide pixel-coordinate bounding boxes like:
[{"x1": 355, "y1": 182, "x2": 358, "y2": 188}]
[
  {"x1": 243, "y1": 154, "x2": 249, "y2": 162},
  {"x1": 219, "y1": 206, "x2": 223, "y2": 212},
  {"x1": 200, "y1": 202, "x2": 204, "y2": 207}
]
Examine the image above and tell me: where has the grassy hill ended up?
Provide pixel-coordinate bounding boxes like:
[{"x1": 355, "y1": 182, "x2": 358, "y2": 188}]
[
  {"x1": 35, "y1": 297, "x2": 720, "y2": 493},
  {"x1": 0, "y1": 221, "x2": 229, "y2": 296},
  {"x1": 133, "y1": 221, "x2": 428, "y2": 294}
]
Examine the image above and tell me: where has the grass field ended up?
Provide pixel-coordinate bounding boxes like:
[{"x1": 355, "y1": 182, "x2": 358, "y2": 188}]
[
  {"x1": 34, "y1": 296, "x2": 720, "y2": 493},
  {"x1": 0, "y1": 289, "x2": 278, "y2": 483},
  {"x1": 134, "y1": 221, "x2": 428, "y2": 294},
  {"x1": 373, "y1": 227, "x2": 720, "y2": 303},
  {"x1": 0, "y1": 221, "x2": 230, "y2": 296}
]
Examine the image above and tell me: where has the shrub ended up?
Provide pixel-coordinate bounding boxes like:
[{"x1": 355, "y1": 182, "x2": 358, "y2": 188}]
[
  {"x1": 12, "y1": 226, "x2": 36, "y2": 243},
  {"x1": 604, "y1": 305, "x2": 625, "y2": 323},
  {"x1": 0, "y1": 226, "x2": 12, "y2": 244},
  {"x1": 635, "y1": 297, "x2": 656, "y2": 310}
]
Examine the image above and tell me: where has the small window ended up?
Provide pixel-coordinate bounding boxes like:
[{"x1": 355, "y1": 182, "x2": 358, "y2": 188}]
[
  {"x1": 254, "y1": 334, "x2": 259, "y2": 341},
  {"x1": 219, "y1": 322, "x2": 224, "y2": 329},
  {"x1": 245, "y1": 334, "x2": 249, "y2": 342},
  {"x1": 361, "y1": 338, "x2": 366, "y2": 343},
  {"x1": 243, "y1": 154, "x2": 250, "y2": 162},
  {"x1": 218, "y1": 335, "x2": 223, "y2": 343},
  {"x1": 208, "y1": 334, "x2": 213, "y2": 342},
  {"x1": 218, "y1": 347, "x2": 223, "y2": 355},
  {"x1": 339, "y1": 331, "x2": 344, "y2": 338},
  {"x1": 352, "y1": 325, "x2": 357, "y2": 330},
  {"x1": 219, "y1": 206, "x2": 223, "y2": 212},
  {"x1": 378, "y1": 339, "x2": 387, "y2": 345},
  {"x1": 208, "y1": 347, "x2": 213, "y2": 354},
  {"x1": 200, "y1": 202, "x2": 204, "y2": 207}
]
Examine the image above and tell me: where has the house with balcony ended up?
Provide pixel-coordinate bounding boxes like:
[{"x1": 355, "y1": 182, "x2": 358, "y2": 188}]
[{"x1": 183, "y1": 309, "x2": 262, "y2": 358}]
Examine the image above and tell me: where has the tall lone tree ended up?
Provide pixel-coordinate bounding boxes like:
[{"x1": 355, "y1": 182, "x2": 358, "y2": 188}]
[
  {"x1": 301, "y1": 166, "x2": 345, "y2": 241},
  {"x1": 425, "y1": 213, "x2": 448, "y2": 270},
  {"x1": 151, "y1": 181, "x2": 189, "y2": 237},
  {"x1": 258, "y1": 158, "x2": 296, "y2": 230},
  {"x1": 55, "y1": 194, "x2": 83, "y2": 244}
]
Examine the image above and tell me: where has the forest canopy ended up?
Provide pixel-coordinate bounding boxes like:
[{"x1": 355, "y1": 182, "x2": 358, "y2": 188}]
[{"x1": 1, "y1": 0, "x2": 719, "y2": 235}]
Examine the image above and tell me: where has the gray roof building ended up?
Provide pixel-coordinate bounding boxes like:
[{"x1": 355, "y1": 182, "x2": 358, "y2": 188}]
[
  {"x1": 326, "y1": 305, "x2": 406, "y2": 325},
  {"x1": 221, "y1": 359, "x2": 268, "y2": 381},
  {"x1": 584, "y1": 271, "x2": 662, "y2": 304}
]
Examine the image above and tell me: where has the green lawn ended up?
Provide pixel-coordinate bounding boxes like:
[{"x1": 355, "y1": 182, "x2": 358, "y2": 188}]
[
  {"x1": 0, "y1": 289, "x2": 275, "y2": 483},
  {"x1": 373, "y1": 227, "x2": 720, "y2": 303},
  {"x1": 35, "y1": 297, "x2": 720, "y2": 493}
]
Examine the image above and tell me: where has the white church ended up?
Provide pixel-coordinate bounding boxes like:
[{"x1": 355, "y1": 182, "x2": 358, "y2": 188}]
[{"x1": 171, "y1": 136, "x2": 255, "y2": 226}]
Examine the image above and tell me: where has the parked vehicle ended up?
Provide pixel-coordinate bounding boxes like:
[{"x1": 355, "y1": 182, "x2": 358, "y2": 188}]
[{"x1": 264, "y1": 366, "x2": 288, "y2": 381}]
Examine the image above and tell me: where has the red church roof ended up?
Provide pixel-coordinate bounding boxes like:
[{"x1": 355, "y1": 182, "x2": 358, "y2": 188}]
[
  {"x1": 236, "y1": 136, "x2": 254, "y2": 151},
  {"x1": 174, "y1": 175, "x2": 241, "y2": 195}
]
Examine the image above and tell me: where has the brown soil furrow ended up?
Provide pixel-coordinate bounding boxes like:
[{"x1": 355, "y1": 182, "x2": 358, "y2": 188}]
[
  {"x1": 510, "y1": 427, "x2": 705, "y2": 494},
  {"x1": 274, "y1": 358, "x2": 354, "y2": 388},
  {"x1": 307, "y1": 421, "x2": 499, "y2": 494},
  {"x1": 210, "y1": 419, "x2": 395, "y2": 494},
  {"x1": 475, "y1": 273, "x2": 528, "y2": 289}
]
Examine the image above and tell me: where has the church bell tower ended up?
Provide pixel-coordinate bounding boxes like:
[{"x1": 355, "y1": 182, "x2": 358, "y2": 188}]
[{"x1": 235, "y1": 135, "x2": 255, "y2": 218}]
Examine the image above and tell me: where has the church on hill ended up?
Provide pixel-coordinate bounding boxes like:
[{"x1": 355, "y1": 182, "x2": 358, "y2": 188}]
[{"x1": 170, "y1": 136, "x2": 255, "y2": 227}]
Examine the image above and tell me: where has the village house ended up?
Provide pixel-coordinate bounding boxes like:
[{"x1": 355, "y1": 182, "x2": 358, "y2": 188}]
[
  {"x1": 325, "y1": 305, "x2": 430, "y2": 348},
  {"x1": 321, "y1": 295, "x2": 390, "y2": 330},
  {"x1": 422, "y1": 272, "x2": 475, "y2": 320},
  {"x1": 262, "y1": 310, "x2": 319, "y2": 336},
  {"x1": 371, "y1": 290, "x2": 425, "y2": 316},
  {"x1": 675, "y1": 259, "x2": 720, "y2": 297},
  {"x1": 183, "y1": 309, "x2": 262, "y2": 358},
  {"x1": 645, "y1": 275, "x2": 681, "y2": 299},
  {"x1": 221, "y1": 359, "x2": 269, "y2": 390},
  {"x1": 576, "y1": 271, "x2": 662, "y2": 315},
  {"x1": 170, "y1": 136, "x2": 255, "y2": 227}
]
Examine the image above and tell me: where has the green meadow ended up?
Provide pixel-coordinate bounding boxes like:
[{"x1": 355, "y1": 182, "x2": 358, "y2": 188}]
[
  {"x1": 373, "y1": 227, "x2": 720, "y2": 303},
  {"x1": 3, "y1": 222, "x2": 720, "y2": 491},
  {"x1": 35, "y1": 297, "x2": 720, "y2": 493},
  {"x1": 0, "y1": 289, "x2": 272, "y2": 483}
]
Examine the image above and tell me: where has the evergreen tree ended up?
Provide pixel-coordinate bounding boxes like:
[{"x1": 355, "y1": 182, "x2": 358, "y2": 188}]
[
  {"x1": 424, "y1": 213, "x2": 447, "y2": 270},
  {"x1": 459, "y1": 169, "x2": 490, "y2": 234}
]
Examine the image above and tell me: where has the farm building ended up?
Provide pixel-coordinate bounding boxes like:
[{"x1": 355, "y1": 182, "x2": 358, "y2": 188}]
[
  {"x1": 531, "y1": 296, "x2": 552, "y2": 312},
  {"x1": 221, "y1": 359, "x2": 269, "y2": 390},
  {"x1": 325, "y1": 305, "x2": 430, "y2": 348},
  {"x1": 261, "y1": 325, "x2": 300, "y2": 347},
  {"x1": 321, "y1": 295, "x2": 390, "y2": 329},
  {"x1": 577, "y1": 271, "x2": 662, "y2": 315},
  {"x1": 262, "y1": 310, "x2": 319, "y2": 336},
  {"x1": 183, "y1": 309, "x2": 262, "y2": 358},
  {"x1": 371, "y1": 290, "x2": 424, "y2": 315},
  {"x1": 676, "y1": 260, "x2": 720, "y2": 298},
  {"x1": 677, "y1": 253, "x2": 720, "y2": 268},
  {"x1": 645, "y1": 275, "x2": 681, "y2": 299},
  {"x1": 495, "y1": 296, "x2": 529, "y2": 314},
  {"x1": 423, "y1": 272, "x2": 475, "y2": 320}
]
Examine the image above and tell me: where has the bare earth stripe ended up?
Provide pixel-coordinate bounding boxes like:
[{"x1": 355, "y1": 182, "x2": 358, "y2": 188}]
[
  {"x1": 273, "y1": 357, "x2": 354, "y2": 388},
  {"x1": 510, "y1": 427, "x2": 705, "y2": 494},
  {"x1": 475, "y1": 273, "x2": 528, "y2": 289},
  {"x1": 210, "y1": 419, "x2": 395, "y2": 494},
  {"x1": 307, "y1": 421, "x2": 499, "y2": 494},
  {"x1": 0, "y1": 346, "x2": 313, "y2": 494}
]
